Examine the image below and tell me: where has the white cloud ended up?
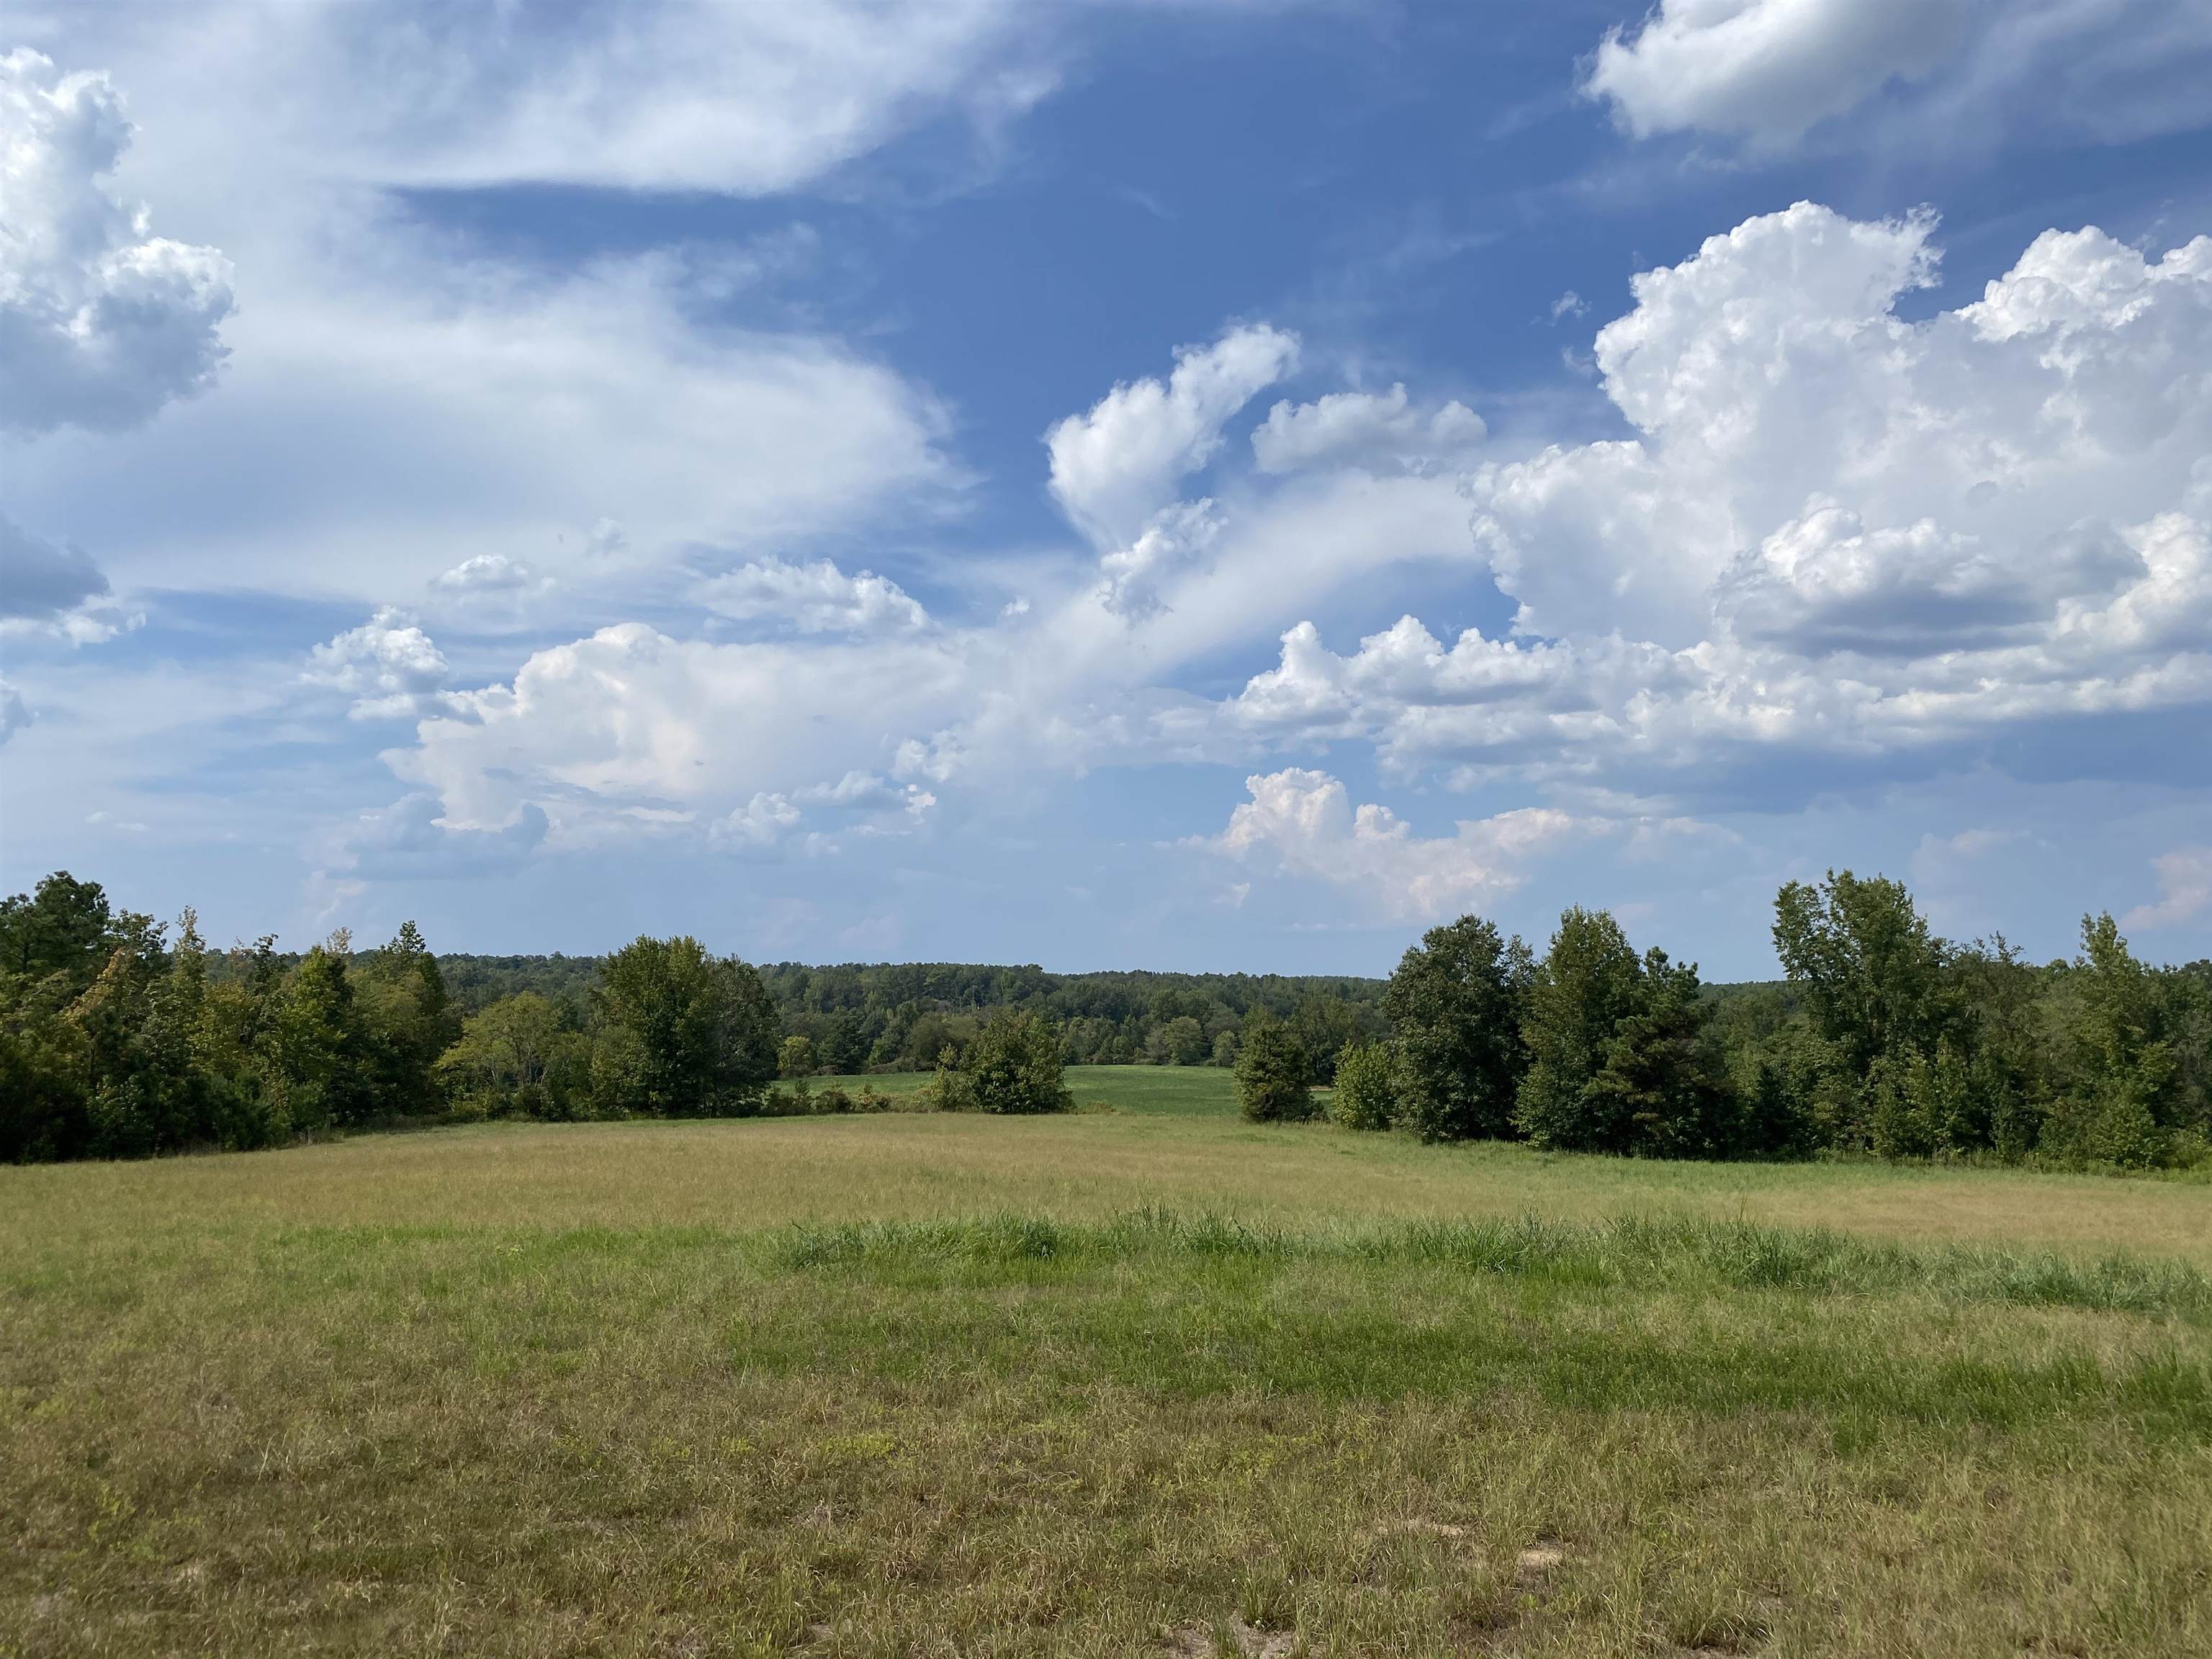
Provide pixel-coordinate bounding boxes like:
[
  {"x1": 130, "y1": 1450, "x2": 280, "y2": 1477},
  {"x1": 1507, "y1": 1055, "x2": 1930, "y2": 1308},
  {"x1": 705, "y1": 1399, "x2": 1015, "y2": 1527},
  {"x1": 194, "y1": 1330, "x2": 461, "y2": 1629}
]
[
  {"x1": 394, "y1": 621, "x2": 973, "y2": 841},
  {"x1": 1583, "y1": 0, "x2": 2212, "y2": 150},
  {"x1": 5, "y1": 248, "x2": 963, "y2": 603},
  {"x1": 1207, "y1": 767, "x2": 1591, "y2": 922},
  {"x1": 697, "y1": 556, "x2": 928, "y2": 634},
  {"x1": 21, "y1": 2, "x2": 1058, "y2": 199},
  {"x1": 1046, "y1": 324, "x2": 1299, "y2": 549},
  {"x1": 1466, "y1": 203, "x2": 2211, "y2": 645},
  {"x1": 305, "y1": 608, "x2": 454, "y2": 720},
  {"x1": 432, "y1": 553, "x2": 536, "y2": 593},
  {"x1": 1213, "y1": 205, "x2": 2212, "y2": 800},
  {"x1": 1249, "y1": 384, "x2": 1485, "y2": 475},
  {"x1": 1097, "y1": 498, "x2": 1224, "y2": 621},
  {"x1": 2123, "y1": 846, "x2": 2212, "y2": 931},
  {"x1": 1584, "y1": 0, "x2": 1973, "y2": 143},
  {"x1": 710, "y1": 791, "x2": 803, "y2": 850},
  {"x1": 0, "y1": 48, "x2": 233, "y2": 436},
  {"x1": 1548, "y1": 290, "x2": 1588, "y2": 322},
  {"x1": 367, "y1": 205, "x2": 2212, "y2": 873},
  {"x1": 798, "y1": 770, "x2": 936, "y2": 819}
]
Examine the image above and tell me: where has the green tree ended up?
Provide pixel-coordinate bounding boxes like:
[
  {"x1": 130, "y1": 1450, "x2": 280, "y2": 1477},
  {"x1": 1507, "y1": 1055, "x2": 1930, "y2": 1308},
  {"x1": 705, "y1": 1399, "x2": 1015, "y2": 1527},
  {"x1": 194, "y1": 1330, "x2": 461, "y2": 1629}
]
[
  {"x1": 1585, "y1": 952, "x2": 1738, "y2": 1159},
  {"x1": 1235, "y1": 1016, "x2": 1316, "y2": 1123},
  {"x1": 1148, "y1": 1015, "x2": 1208, "y2": 1066},
  {"x1": 593, "y1": 936, "x2": 781, "y2": 1117},
  {"x1": 1516, "y1": 907, "x2": 1645, "y2": 1150},
  {"x1": 356, "y1": 921, "x2": 460, "y2": 1118},
  {"x1": 964, "y1": 1008, "x2": 1071, "y2": 1114},
  {"x1": 439, "y1": 992, "x2": 590, "y2": 1119},
  {"x1": 1382, "y1": 914, "x2": 1533, "y2": 1141},
  {"x1": 1773, "y1": 871, "x2": 1950, "y2": 1067},
  {"x1": 1773, "y1": 871, "x2": 1953, "y2": 1143},
  {"x1": 2044, "y1": 914, "x2": 2175, "y2": 1166},
  {"x1": 1290, "y1": 995, "x2": 1382, "y2": 1084},
  {"x1": 0, "y1": 871, "x2": 115, "y2": 985},
  {"x1": 778, "y1": 1033, "x2": 819, "y2": 1079},
  {"x1": 1329, "y1": 1039, "x2": 1399, "y2": 1131},
  {"x1": 271, "y1": 940, "x2": 369, "y2": 1130}
]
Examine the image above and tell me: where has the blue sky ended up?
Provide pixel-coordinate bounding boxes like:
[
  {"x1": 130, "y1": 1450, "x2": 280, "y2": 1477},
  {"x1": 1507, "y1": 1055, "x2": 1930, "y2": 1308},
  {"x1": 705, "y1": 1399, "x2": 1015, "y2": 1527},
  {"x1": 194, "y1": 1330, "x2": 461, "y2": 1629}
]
[{"x1": 4, "y1": 0, "x2": 2211, "y2": 976}]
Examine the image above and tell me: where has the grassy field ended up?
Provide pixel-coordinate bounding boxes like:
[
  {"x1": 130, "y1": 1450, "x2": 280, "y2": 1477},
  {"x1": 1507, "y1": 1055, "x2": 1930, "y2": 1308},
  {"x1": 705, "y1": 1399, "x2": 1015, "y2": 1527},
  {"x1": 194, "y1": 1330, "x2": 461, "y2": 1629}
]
[
  {"x1": 813, "y1": 1066, "x2": 1242, "y2": 1117},
  {"x1": 5, "y1": 1069, "x2": 2210, "y2": 1656}
]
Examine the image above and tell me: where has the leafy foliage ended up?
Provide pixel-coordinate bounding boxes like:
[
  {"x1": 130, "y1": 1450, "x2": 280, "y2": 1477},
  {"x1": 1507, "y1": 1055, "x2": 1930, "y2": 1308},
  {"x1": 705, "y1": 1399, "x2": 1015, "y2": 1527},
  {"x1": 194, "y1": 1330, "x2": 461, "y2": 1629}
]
[
  {"x1": 1328, "y1": 1040, "x2": 1399, "y2": 1131},
  {"x1": 1234, "y1": 1016, "x2": 1318, "y2": 1123},
  {"x1": 1382, "y1": 915, "x2": 1533, "y2": 1142},
  {"x1": 963, "y1": 1008, "x2": 1074, "y2": 1115}
]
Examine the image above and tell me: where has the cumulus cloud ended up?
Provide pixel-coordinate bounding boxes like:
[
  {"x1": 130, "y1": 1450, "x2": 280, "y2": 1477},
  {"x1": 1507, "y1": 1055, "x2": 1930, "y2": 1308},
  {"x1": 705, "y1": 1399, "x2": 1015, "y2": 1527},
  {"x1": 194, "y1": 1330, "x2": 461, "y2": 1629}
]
[
  {"x1": 0, "y1": 48, "x2": 233, "y2": 436},
  {"x1": 1207, "y1": 767, "x2": 1589, "y2": 922},
  {"x1": 697, "y1": 556, "x2": 928, "y2": 634},
  {"x1": 1467, "y1": 204, "x2": 2211, "y2": 645},
  {"x1": 393, "y1": 621, "x2": 971, "y2": 840},
  {"x1": 1213, "y1": 204, "x2": 2212, "y2": 801},
  {"x1": 1249, "y1": 384, "x2": 1485, "y2": 475},
  {"x1": 305, "y1": 609, "x2": 454, "y2": 720},
  {"x1": 2123, "y1": 846, "x2": 2212, "y2": 931},
  {"x1": 367, "y1": 204, "x2": 2212, "y2": 881},
  {"x1": 1046, "y1": 323, "x2": 1299, "y2": 549},
  {"x1": 1583, "y1": 0, "x2": 2212, "y2": 150}
]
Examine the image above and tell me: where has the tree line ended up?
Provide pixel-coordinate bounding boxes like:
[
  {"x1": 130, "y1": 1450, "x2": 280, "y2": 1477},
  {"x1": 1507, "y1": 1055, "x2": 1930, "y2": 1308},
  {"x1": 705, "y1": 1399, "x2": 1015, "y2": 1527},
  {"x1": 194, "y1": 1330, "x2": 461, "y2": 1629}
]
[
  {"x1": 4, "y1": 867, "x2": 2207, "y2": 1167},
  {"x1": 1251, "y1": 876, "x2": 2210, "y2": 1169},
  {"x1": 429, "y1": 955, "x2": 1388, "y2": 1079}
]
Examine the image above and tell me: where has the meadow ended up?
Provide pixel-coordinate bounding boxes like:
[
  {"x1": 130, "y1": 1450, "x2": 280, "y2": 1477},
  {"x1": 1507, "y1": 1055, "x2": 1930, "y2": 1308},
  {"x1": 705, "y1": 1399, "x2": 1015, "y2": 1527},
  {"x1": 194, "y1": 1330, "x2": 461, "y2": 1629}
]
[{"x1": 5, "y1": 1067, "x2": 2210, "y2": 1656}]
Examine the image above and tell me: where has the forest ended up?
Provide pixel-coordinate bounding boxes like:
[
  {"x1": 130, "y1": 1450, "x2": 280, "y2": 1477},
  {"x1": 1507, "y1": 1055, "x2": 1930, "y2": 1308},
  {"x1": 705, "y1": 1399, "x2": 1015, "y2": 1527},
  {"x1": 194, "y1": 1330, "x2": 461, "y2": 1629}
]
[{"x1": 2, "y1": 867, "x2": 2207, "y2": 1169}]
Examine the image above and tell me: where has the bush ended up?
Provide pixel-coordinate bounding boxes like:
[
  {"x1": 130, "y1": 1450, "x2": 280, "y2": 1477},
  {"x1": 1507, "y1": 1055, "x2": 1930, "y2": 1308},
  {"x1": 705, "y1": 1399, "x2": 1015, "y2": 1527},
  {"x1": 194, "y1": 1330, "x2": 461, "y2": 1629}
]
[
  {"x1": 1236, "y1": 1019, "x2": 1317, "y2": 1123},
  {"x1": 965, "y1": 1010, "x2": 1071, "y2": 1115},
  {"x1": 1330, "y1": 1039, "x2": 1399, "y2": 1130}
]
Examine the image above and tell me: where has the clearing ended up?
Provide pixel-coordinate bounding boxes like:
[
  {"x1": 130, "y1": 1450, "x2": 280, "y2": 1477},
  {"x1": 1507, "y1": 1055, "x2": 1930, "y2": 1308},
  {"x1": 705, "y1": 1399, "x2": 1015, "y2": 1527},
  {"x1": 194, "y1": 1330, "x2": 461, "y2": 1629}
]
[{"x1": 4, "y1": 1067, "x2": 2208, "y2": 1655}]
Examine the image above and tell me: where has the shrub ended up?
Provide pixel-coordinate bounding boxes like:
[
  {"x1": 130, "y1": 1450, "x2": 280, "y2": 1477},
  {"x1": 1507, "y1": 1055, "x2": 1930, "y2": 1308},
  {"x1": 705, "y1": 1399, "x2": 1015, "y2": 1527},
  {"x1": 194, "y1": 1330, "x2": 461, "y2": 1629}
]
[
  {"x1": 1330, "y1": 1040, "x2": 1399, "y2": 1130},
  {"x1": 1236, "y1": 1018, "x2": 1317, "y2": 1123},
  {"x1": 965, "y1": 1010, "x2": 1071, "y2": 1115}
]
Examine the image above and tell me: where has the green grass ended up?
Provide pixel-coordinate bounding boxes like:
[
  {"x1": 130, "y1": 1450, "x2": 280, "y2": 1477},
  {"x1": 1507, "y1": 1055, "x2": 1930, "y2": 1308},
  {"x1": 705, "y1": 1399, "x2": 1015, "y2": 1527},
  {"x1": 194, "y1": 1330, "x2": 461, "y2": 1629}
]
[
  {"x1": 814, "y1": 1062, "x2": 1246, "y2": 1116},
  {"x1": 5, "y1": 1092, "x2": 2211, "y2": 1655}
]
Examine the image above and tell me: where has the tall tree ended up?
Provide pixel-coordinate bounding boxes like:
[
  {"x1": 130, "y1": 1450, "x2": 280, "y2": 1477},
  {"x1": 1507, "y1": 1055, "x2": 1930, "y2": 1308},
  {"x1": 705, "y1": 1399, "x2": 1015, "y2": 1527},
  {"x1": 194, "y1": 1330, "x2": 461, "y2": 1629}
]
[
  {"x1": 1585, "y1": 951, "x2": 1738, "y2": 1159},
  {"x1": 1516, "y1": 907, "x2": 1645, "y2": 1151},
  {"x1": 593, "y1": 936, "x2": 779, "y2": 1117},
  {"x1": 1773, "y1": 871, "x2": 1952, "y2": 1143},
  {"x1": 1382, "y1": 914, "x2": 1533, "y2": 1141}
]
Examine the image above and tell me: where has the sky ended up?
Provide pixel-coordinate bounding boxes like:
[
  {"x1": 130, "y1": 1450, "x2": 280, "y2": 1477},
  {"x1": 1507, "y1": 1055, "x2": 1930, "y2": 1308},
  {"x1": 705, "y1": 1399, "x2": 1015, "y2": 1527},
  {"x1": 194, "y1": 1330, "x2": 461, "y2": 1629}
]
[{"x1": 4, "y1": 0, "x2": 2211, "y2": 979}]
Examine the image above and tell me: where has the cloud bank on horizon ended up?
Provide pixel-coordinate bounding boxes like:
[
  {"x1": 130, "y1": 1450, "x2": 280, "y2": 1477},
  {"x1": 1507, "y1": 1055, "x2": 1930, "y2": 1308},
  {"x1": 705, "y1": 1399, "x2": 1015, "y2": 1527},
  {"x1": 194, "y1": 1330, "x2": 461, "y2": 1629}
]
[{"x1": 4, "y1": 0, "x2": 2211, "y2": 973}]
